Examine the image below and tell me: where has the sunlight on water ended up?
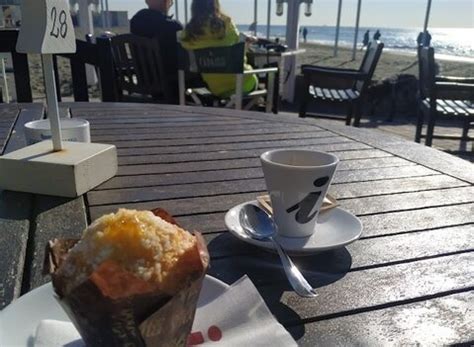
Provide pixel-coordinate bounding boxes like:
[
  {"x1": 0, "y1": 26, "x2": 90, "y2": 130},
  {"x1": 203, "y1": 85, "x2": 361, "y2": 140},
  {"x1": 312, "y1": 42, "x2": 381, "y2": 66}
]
[{"x1": 237, "y1": 25, "x2": 474, "y2": 59}]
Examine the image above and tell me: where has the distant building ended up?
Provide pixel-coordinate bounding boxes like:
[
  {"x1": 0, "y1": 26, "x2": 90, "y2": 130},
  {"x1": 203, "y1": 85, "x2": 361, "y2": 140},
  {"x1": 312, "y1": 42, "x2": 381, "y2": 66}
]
[
  {"x1": 0, "y1": 0, "x2": 21, "y2": 28},
  {"x1": 0, "y1": 0, "x2": 20, "y2": 5},
  {"x1": 1, "y1": 1, "x2": 128, "y2": 30},
  {"x1": 71, "y1": 11, "x2": 129, "y2": 28},
  {"x1": 96, "y1": 11, "x2": 128, "y2": 28}
]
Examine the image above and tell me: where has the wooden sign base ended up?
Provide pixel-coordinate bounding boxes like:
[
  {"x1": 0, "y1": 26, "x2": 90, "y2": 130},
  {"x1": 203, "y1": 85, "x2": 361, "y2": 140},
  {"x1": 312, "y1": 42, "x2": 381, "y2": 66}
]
[{"x1": 0, "y1": 141, "x2": 117, "y2": 197}]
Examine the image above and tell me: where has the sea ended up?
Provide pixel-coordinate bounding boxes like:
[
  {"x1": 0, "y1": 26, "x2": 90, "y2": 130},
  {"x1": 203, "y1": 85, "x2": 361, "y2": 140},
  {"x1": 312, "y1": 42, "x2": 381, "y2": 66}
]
[{"x1": 237, "y1": 25, "x2": 474, "y2": 61}]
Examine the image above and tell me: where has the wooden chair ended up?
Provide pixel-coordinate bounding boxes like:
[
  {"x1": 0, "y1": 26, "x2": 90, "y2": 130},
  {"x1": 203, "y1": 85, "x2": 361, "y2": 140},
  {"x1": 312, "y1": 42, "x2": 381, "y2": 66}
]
[
  {"x1": 56, "y1": 36, "x2": 118, "y2": 102},
  {"x1": 415, "y1": 47, "x2": 474, "y2": 148},
  {"x1": 109, "y1": 34, "x2": 174, "y2": 103},
  {"x1": 178, "y1": 42, "x2": 278, "y2": 112},
  {"x1": 0, "y1": 29, "x2": 118, "y2": 103},
  {"x1": 299, "y1": 40, "x2": 384, "y2": 126},
  {"x1": 0, "y1": 29, "x2": 32, "y2": 102}
]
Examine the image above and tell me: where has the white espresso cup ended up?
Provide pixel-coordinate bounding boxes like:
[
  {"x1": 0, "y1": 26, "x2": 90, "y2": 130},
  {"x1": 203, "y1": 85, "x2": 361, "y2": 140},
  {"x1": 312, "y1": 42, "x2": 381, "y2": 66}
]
[
  {"x1": 24, "y1": 119, "x2": 91, "y2": 145},
  {"x1": 260, "y1": 149, "x2": 339, "y2": 238}
]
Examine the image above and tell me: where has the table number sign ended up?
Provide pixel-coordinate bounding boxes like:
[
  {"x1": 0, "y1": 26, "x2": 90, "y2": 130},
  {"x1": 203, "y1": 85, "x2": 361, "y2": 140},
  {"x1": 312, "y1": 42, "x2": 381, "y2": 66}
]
[
  {"x1": 0, "y1": 0, "x2": 117, "y2": 198},
  {"x1": 17, "y1": 0, "x2": 76, "y2": 151},
  {"x1": 16, "y1": 0, "x2": 76, "y2": 55}
]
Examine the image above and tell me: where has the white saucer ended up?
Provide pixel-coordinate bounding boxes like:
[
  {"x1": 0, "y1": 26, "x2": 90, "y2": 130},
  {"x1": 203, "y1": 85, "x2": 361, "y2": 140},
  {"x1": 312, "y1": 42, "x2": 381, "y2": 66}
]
[
  {"x1": 0, "y1": 275, "x2": 228, "y2": 346},
  {"x1": 225, "y1": 200, "x2": 363, "y2": 255}
]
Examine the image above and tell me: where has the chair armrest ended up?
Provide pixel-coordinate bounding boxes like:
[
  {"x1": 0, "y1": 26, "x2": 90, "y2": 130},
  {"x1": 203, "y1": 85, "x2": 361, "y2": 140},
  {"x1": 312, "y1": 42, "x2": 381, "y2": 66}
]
[
  {"x1": 301, "y1": 65, "x2": 359, "y2": 74},
  {"x1": 434, "y1": 82, "x2": 474, "y2": 100},
  {"x1": 243, "y1": 67, "x2": 278, "y2": 75},
  {"x1": 436, "y1": 76, "x2": 474, "y2": 84},
  {"x1": 435, "y1": 82, "x2": 474, "y2": 92},
  {"x1": 302, "y1": 66, "x2": 368, "y2": 80}
]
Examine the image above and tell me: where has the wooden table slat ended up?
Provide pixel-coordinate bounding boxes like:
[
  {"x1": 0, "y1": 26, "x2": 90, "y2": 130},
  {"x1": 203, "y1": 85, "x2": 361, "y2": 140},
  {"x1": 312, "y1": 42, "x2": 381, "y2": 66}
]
[
  {"x1": 0, "y1": 104, "x2": 45, "y2": 308},
  {"x1": 116, "y1": 149, "x2": 393, "y2": 176},
  {"x1": 110, "y1": 131, "x2": 336, "y2": 149},
  {"x1": 0, "y1": 191, "x2": 33, "y2": 309},
  {"x1": 203, "y1": 224, "x2": 473, "y2": 270},
  {"x1": 104, "y1": 156, "x2": 416, "y2": 189},
  {"x1": 341, "y1": 186, "x2": 474, "y2": 216},
  {"x1": 288, "y1": 291, "x2": 473, "y2": 346},
  {"x1": 89, "y1": 185, "x2": 473, "y2": 221},
  {"x1": 0, "y1": 105, "x2": 19, "y2": 155},
  {"x1": 23, "y1": 196, "x2": 88, "y2": 293},
  {"x1": 88, "y1": 165, "x2": 440, "y2": 206},
  {"x1": 118, "y1": 143, "x2": 374, "y2": 165},
  {"x1": 175, "y1": 203, "x2": 474, "y2": 237},
  {"x1": 209, "y1": 253, "x2": 474, "y2": 323},
  {"x1": 91, "y1": 124, "x2": 322, "y2": 141},
  {"x1": 90, "y1": 119, "x2": 265, "y2": 131},
  {"x1": 117, "y1": 136, "x2": 352, "y2": 157}
]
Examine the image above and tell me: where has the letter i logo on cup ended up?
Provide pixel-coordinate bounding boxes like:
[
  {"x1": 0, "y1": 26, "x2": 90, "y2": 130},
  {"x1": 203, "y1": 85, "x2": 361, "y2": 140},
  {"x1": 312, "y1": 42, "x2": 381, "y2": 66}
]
[{"x1": 260, "y1": 149, "x2": 339, "y2": 238}]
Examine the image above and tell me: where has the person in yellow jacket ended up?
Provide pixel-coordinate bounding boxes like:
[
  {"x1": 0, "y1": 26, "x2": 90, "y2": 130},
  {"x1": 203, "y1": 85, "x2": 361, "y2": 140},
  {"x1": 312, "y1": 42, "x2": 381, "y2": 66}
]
[{"x1": 179, "y1": 0, "x2": 258, "y2": 98}]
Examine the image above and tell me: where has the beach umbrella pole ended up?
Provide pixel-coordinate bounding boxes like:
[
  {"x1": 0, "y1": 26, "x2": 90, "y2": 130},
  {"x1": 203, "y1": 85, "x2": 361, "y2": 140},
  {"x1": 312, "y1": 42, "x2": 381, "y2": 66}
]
[
  {"x1": 351, "y1": 0, "x2": 362, "y2": 60},
  {"x1": 175, "y1": 0, "x2": 179, "y2": 21},
  {"x1": 100, "y1": 0, "x2": 105, "y2": 29},
  {"x1": 104, "y1": 0, "x2": 109, "y2": 29},
  {"x1": 334, "y1": 0, "x2": 343, "y2": 57},
  {"x1": 254, "y1": 0, "x2": 258, "y2": 36},
  {"x1": 423, "y1": 0, "x2": 432, "y2": 33},
  {"x1": 77, "y1": 0, "x2": 97, "y2": 85},
  {"x1": 266, "y1": 0, "x2": 271, "y2": 39},
  {"x1": 283, "y1": 0, "x2": 301, "y2": 102},
  {"x1": 184, "y1": 0, "x2": 188, "y2": 24}
]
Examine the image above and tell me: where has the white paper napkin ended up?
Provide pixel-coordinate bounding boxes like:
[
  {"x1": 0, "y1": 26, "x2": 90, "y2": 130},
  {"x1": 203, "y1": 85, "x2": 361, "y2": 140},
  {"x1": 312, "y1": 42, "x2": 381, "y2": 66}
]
[
  {"x1": 189, "y1": 276, "x2": 296, "y2": 346},
  {"x1": 34, "y1": 276, "x2": 296, "y2": 347},
  {"x1": 35, "y1": 320, "x2": 84, "y2": 347}
]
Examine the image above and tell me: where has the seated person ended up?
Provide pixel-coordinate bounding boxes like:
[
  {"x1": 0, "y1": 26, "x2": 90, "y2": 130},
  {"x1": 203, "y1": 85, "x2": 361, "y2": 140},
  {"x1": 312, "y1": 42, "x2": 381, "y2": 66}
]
[
  {"x1": 179, "y1": 0, "x2": 257, "y2": 98},
  {"x1": 130, "y1": 0, "x2": 182, "y2": 102}
]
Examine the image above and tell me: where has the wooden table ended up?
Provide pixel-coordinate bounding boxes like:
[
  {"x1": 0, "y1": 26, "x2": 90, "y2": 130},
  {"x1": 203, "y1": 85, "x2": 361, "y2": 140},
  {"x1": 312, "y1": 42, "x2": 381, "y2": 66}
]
[{"x1": 1, "y1": 103, "x2": 473, "y2": 345}]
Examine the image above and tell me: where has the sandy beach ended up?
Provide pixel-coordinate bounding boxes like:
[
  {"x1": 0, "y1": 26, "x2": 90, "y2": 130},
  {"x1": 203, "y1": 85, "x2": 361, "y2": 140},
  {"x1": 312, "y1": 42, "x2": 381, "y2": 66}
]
[
  {"x1": 2, "y1": 38, "x2": 473, "y2": 102},
  {"x1": 297, "y1": 42, "x2": 474, "y2": 82}
]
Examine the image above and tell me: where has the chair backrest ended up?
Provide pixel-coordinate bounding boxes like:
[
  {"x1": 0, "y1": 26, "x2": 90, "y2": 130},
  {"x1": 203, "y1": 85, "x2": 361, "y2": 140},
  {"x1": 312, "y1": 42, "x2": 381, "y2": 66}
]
[
  {"x1": 355, "y1": 40, "x2": 384, "y2": 92},
  {"x1": 178, "y1": 42, "x2": 245, "y2": 74},
  {"x1": 417, "y1": 46, "x2": 436, "y2": 99},
  {"x1": 0, "y1": 29, "x2": 32, "y2": 102},
  {"x1": 58, "y1": 36, "x2": 118, "y2": 102},
  {"x1": 110, "y1": 34, "x2": 171, "y2": 101},
  {"x1": 0, "y1": 29, "x2": 117, "y2": 103}
]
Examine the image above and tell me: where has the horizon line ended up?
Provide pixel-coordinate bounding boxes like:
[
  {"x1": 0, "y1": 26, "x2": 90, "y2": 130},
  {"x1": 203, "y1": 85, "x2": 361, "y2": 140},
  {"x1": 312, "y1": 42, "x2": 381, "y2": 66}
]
[{"x1": 235, "y1": 24, "x2": 474, "y2": 30}]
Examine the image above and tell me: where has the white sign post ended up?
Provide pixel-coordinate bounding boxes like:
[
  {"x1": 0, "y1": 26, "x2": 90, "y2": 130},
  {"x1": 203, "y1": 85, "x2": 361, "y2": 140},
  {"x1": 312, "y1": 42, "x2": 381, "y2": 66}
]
[{"x1": 0, "y1": 0, "x2": 117, "y2": 198}]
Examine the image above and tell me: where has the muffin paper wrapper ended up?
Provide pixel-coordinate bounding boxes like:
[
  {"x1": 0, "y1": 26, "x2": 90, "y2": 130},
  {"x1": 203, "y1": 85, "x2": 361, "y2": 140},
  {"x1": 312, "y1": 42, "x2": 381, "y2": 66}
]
[{"x1": 45, "y1": 210, "x2": 209, "y2": 347}]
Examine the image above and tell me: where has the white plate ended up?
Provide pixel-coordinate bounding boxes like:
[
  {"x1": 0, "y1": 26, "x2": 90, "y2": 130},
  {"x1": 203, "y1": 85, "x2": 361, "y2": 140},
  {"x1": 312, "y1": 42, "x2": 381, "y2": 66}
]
[
  {"x1": 0, "y1": 275, "x2": 228, "y2": 346},
  {"x1": 225, "y1": 201, "x2": 363, "y2": 255}
]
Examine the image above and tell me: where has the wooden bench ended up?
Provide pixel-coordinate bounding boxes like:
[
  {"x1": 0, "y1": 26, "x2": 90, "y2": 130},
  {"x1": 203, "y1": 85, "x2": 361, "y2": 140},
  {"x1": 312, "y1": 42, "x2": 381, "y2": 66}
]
[
  {"x1": 415, "y1": 47, "x2": 474, "y2": 148},
  {"x1": 299, "y1": 40, "x2": 384, "y2": 127}
]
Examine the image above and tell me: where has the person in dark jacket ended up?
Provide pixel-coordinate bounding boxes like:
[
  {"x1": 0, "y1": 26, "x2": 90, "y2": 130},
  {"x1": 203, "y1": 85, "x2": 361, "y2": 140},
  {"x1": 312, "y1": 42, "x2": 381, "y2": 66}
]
[
  {"x1": 373, "y1": 29, "x2": 381, "y2": 41},
  {"x1": 130, "y1": 0, "x2": 182, "y2": 102},
  {"x1": 302, "y1": 27, "x2": 308, "y2": 43},
  {"x1": 362, "y1": 30, "x2": 370, "y2": 49}
]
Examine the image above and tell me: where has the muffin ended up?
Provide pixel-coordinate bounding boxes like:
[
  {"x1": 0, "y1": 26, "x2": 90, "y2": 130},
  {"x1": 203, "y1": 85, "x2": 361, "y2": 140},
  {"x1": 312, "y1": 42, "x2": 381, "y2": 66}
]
[{"x1": 48, "y1": 208, "x2": 209, "y2": 347}]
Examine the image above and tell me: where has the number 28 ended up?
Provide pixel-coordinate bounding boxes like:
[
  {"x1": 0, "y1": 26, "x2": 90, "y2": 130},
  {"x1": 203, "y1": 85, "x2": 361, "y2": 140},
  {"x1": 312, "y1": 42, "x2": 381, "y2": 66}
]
[{"x1": 50, "y1": 7, "x2": 67, "y2": 38}]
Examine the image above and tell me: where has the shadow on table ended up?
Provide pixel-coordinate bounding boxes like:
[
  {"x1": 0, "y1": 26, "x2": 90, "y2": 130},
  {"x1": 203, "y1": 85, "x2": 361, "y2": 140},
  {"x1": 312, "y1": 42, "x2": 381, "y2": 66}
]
[{"x1": 207, "y1": 233, "x2": 353, "y2": 341}]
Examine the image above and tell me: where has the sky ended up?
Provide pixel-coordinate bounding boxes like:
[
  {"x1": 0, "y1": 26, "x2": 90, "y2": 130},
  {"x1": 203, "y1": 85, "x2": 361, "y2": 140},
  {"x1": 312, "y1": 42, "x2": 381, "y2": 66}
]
[{"x1": 109, "y1": 0, "x2": 474, "y2": 28}]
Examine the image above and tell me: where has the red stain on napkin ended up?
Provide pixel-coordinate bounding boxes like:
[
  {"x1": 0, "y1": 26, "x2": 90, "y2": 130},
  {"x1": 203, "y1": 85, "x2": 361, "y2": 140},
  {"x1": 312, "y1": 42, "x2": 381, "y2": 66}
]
[{"x1": 187, "y1": 326, "x2": 223, "y2": 345}]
